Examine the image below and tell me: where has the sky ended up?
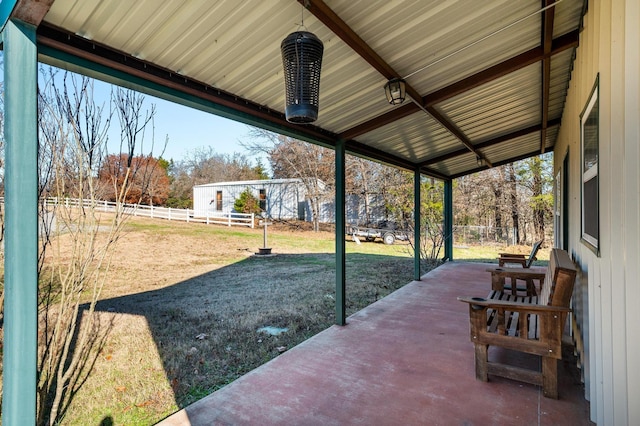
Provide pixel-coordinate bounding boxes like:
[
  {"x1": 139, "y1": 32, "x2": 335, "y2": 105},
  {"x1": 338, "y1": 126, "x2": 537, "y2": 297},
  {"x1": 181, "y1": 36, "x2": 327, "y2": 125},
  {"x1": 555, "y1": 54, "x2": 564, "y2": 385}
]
[
  {"x1": 15, "y1": 59, "x2": 266, "y2": 167},
  {"x1": 90, "y1": 76, "x2": 263, "y2": 165},
  {"x1": 0, "y1": 54, "x2": 272, "y2": 171}
]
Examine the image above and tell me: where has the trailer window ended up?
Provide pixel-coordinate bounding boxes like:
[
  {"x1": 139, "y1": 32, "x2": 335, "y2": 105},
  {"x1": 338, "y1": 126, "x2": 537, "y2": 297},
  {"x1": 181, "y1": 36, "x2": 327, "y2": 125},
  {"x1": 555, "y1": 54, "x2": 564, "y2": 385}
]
[{"x1": 216, "y1": 191, "x2": 223, "y2": 211}]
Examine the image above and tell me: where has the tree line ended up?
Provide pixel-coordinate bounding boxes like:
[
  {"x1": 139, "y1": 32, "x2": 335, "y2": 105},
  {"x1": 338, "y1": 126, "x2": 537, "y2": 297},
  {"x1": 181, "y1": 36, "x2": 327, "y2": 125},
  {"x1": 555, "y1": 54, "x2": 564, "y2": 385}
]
[{"x1": 92, "y1": 124, "x2": 553, "y2": 246}]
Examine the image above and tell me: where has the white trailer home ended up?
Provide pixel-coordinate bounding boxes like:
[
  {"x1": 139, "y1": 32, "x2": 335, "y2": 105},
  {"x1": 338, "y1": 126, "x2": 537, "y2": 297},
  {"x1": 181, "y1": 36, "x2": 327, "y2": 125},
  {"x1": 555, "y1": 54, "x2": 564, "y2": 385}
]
[
  {"x1": 193, "y1": 178, "x2": 308, "y2": 220},
  {"x1": 194, "y1": 179, "x2": 388, "y2": 224}
]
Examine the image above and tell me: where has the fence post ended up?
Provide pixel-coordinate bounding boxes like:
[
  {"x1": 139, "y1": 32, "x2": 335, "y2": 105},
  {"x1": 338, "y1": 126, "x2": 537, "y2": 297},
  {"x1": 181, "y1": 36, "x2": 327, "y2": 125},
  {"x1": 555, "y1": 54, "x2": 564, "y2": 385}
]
[
  {"x1": 228, "y1": 213, "x2": 231, "y2": 227},
  {"x1": 251, "y1": 213, "x2": 254, "y2": 229}
]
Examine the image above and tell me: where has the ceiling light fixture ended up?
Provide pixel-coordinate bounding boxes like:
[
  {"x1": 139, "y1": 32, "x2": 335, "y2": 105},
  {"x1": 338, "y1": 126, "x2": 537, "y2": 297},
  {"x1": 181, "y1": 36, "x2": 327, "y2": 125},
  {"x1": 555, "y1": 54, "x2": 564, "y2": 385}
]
[
  {"x1": 384, "y1": 78, "x2": 406, "y2": 105},
  {"x1": 383, "y1": 1, "x2": 564, "y2": 105}
]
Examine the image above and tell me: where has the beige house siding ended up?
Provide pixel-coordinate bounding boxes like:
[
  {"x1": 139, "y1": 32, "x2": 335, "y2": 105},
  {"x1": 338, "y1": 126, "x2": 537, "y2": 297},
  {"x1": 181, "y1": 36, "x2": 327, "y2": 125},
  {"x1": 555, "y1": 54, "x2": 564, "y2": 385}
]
[{"x1": 554, "y1": 0, "x2": 640, "y2": 424}]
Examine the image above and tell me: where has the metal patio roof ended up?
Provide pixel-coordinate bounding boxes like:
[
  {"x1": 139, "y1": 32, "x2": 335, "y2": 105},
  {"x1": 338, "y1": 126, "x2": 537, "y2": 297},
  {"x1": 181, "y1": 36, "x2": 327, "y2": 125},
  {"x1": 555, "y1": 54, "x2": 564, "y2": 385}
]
[{"x1": 15, "y1": 0, "x2": 584, "y2": 180}]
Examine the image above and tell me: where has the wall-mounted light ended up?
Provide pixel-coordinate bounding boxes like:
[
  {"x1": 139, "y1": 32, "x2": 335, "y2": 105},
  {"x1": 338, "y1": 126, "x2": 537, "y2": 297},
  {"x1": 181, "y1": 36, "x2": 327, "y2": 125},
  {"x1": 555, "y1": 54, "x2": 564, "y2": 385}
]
[
  {"x1": 476, "y1": 155, "x2": 485, "y2": 167},
  {"x1": 384, "y1": 78, "x2": 406, "y2": 105}
]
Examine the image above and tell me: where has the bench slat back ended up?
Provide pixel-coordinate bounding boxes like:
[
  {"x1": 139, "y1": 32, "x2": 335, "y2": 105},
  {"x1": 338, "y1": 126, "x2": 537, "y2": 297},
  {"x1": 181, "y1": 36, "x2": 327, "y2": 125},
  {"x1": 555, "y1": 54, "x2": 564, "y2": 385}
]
[
  {"x1": 538, "y1": 248, "x2": 577, "y2": 307},
  {"x1": 525, "y1": 240, "x2": 543, "y2": 268}
]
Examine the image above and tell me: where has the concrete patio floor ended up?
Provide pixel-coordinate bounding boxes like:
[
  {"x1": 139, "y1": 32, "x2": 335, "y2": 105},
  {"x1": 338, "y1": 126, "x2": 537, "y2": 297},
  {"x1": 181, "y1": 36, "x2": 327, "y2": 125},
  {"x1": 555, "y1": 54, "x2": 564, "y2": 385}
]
[{"x1": 158, "y1": 261, "x2": 592, "y2": 426}]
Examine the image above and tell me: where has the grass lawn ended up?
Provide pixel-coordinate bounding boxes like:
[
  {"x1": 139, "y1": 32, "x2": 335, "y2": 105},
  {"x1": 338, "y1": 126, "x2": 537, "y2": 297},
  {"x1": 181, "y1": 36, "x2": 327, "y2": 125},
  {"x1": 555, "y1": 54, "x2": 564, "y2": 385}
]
[
  {"x1": 36, "y1": 217, "x2": 423, "y2": 425},
  {"x1": 2, "y1": 216, "x2": 544, "y2": 425}
]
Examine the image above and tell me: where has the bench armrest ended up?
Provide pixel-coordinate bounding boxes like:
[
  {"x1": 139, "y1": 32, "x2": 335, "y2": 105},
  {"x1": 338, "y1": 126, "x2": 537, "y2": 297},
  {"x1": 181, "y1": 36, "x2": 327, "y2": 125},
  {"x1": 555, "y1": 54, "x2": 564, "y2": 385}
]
[
  {"x1": 486, "y1": 269, "x2": 547, "y2": 279},
  {"x1": 458, "y1": 296, "x2": 570, "y2": 359},
  {"x1": 498, "y1": 252, "x2": 526, "y2": 258},
  {"x1": 498, "y1": 257, "x2": 528, "y2": 267}
]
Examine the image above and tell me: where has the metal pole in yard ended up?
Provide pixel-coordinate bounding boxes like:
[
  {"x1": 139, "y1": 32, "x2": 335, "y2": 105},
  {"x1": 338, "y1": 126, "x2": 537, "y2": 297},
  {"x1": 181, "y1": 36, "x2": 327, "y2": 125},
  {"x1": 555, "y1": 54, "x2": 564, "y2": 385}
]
[{"x1": 263, "y1": 219, "x2": 268, "y2": 248}]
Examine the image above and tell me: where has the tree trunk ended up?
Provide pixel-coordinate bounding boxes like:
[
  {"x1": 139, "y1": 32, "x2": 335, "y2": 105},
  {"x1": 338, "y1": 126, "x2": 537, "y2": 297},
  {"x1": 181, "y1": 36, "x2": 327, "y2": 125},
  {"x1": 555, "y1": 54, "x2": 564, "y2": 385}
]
[
  {"x1": 531, "y1": 157, "x2": 545, "y2": 242},
  {"x1": 507, "y1": 164, "x2": 520, "y2": 244}
]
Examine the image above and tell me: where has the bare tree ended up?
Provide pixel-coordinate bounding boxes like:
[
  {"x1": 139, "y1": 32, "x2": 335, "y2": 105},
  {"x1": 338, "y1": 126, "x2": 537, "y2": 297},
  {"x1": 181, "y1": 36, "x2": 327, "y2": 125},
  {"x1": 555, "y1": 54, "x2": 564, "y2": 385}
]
[
  {"x1": 506, "y1": 163, "x2": 520, "y2": 243},
  {"x1": 520, "y1": 155, "x2": 553, "y2": 243},
  {"x1": 245, "y1": 130, "x2": 334, "y2": 231},
  {"x1": 345, "y1": 157, "x2": 386, "y2": 225},
  {"x1": 35, "y1": 70, "x2": 158, "y2": 426},
  {"x1": 168, "y1": 146, "x2": 267, "y2": 206}
]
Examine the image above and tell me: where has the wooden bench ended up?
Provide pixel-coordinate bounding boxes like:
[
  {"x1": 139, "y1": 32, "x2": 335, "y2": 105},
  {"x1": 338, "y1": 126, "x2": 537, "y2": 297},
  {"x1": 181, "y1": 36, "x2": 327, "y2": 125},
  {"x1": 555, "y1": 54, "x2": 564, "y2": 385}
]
[
  {"x1": 458, "y1": 248, "x2": 577, "y2": 399},
  {"x1": 486, "y1": 266, "x2": 547, "y2": 297},
  {"x1": 498, "y1": 240, "x2": 543, "y2": 268}
]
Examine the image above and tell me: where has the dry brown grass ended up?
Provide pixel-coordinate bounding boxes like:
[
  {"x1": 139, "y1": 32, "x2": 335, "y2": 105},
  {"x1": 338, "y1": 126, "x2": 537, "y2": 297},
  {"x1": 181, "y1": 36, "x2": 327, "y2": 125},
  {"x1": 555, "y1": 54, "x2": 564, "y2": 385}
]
[{"x1": 53, "y1": 216, "x2": 418, "y2": 425}]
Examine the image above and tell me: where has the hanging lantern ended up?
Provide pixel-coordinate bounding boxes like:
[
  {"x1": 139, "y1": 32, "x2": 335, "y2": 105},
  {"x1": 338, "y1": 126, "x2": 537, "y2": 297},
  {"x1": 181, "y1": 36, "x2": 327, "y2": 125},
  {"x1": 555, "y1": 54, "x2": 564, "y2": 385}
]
[
  {"x1": 281, "y1": 31, "x2": 324, "y2": 123},
  {"x1": 384, "y1": 78, "x2": 406, "y2": 105}
]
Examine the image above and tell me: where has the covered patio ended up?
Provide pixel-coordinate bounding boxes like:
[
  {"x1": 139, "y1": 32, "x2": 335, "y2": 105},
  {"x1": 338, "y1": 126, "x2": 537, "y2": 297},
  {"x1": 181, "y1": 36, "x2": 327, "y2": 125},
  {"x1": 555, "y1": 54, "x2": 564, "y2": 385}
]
[
  {"x1": 159, "y1": 262, "x2": 591, "y2": 425},
  {"x1": 9, "y1": 0, "x2": 638, "y2": 424}
]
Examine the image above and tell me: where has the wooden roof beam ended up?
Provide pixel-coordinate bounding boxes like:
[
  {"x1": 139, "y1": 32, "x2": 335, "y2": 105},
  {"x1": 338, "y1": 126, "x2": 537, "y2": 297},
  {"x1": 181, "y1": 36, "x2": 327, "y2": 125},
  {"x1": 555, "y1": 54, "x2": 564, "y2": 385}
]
[
  {"x1": 300, "y1": 0, "x2": 423, "y2": 105},
  {"x1": 420, "y1": 118, "x2": 561, "y2": 167},
  {"x1": 425, "y1": 107, "x2": 492, "y2": 168},
  {"x1": 340, "y1": 30, "x2": 579, "y2": 140},
  {"x1": 12, "y1": 0, "x2": 54, "y2": 26},
  {"x1": 540, "y1": 0, "x2": 556, "y2": 153},
  {"x1": 449, "y1": 146, "x2": 554, "y2": 179}
]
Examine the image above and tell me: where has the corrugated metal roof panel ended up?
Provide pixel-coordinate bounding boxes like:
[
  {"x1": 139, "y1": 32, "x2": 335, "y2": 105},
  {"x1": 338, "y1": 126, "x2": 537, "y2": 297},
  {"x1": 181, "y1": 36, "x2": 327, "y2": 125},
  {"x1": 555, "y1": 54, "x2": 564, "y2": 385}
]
[
  {"x1": 357, "y1": 112, "x2": 461, "y2": 163},
  {"x1": 429, "y1": 151, "x2": 479, "y2": 177},
  {"x1": 554, "y1": 0, "x2": 585, "y2": 37},
  {"x1": 330, "y1": 0, "x2": 542, "y2": 94},
  {"x1": 482, "y1": 132, "x2": 541, "y2": 164},
  {"x1": 438, "y1": 64, "x2": 541, "y2": 142},
  {"x1": 41, "y1": 0, "x2": 585, "y2": 179},
  {"x1": 549, "y1": 49, "x2": 576, "y2": 120},
  {"x1": 545, "y1": 125, "x2": 560, "y2": 149}
]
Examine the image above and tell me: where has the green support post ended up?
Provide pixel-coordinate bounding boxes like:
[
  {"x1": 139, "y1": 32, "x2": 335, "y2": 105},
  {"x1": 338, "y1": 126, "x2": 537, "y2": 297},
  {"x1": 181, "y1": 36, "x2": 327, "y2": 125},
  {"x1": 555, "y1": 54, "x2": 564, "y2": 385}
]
[
  {"x1": 2, "y1": 19, "x2": 39, "y2": 425},
  {"x1": 414, "y1": 167, "x2": 422, "y2": 280},
  {"x1": 335, "y1": 140, "x2": 346, "y2": 325},
  {"x1": 444, "y1": 180, "x2": 454, "y2": 261}
]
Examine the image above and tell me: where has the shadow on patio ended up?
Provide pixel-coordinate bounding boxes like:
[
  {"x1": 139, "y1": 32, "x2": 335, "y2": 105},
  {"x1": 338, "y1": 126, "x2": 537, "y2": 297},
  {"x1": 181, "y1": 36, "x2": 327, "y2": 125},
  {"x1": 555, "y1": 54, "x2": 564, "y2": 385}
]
[{"x1": 157, "y1": 261, "x2": 592, "y2": 426}]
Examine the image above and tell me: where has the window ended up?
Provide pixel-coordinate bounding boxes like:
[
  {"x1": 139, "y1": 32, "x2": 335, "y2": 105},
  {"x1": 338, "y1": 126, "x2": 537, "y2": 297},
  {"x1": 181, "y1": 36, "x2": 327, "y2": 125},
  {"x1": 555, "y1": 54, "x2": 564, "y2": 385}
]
[
  {"x1": 580, "y1": 77, "x2": 599, "y2": 255},
  {"x1": 216, "y1": 191, "x2": 223, "y2": 211},
  {"x1": 259, "y1": 189, "x2": 267, "y2": 211}
]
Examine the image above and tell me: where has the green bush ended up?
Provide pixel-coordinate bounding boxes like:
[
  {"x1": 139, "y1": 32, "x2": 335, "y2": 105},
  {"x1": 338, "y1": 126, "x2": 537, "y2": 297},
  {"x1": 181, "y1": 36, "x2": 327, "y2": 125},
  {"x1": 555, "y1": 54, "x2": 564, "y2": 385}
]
[{"x1": 233, "y1": 188, "x2": 261, "y2": 214}]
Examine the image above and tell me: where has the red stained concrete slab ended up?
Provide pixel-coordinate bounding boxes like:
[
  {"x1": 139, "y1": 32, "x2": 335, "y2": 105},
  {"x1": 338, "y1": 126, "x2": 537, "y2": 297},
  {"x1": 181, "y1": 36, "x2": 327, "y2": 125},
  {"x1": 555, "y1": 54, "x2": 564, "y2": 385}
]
[{"x1": 158, "y1": 261, "x2": 592, "y2": 426}]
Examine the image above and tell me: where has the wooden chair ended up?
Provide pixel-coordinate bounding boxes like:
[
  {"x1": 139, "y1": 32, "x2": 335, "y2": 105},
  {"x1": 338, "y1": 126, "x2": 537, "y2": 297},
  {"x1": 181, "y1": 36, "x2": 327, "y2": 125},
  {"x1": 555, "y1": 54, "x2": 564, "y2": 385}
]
[
  {"x1": 458, "y1": 248, "x2": 577, "y2": 398},
  {"x1": 498, "y1": 240, "x2": 543, "y2": 268}
]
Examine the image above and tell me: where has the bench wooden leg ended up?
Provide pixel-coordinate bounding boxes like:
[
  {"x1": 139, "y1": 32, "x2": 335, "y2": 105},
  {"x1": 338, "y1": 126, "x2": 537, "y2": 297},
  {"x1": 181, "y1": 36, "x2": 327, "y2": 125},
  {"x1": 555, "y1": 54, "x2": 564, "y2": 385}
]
[
  {"x1": 474, "y1": 344, "x2": 489, "y2": 382},
  {"x1": 525, "y1": 278, "x2": 536, "y2": 296},
  {"x1": 542, "y1": 356, "x2": 558, "y2": 399},
  {"x1": 491, "y1": 273, "x2": 505, "y2": 292}
]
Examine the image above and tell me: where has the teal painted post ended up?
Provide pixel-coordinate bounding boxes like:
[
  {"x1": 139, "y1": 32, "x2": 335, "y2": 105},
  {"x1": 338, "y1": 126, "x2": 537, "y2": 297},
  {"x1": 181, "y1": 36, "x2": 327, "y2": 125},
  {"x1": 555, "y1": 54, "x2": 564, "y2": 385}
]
[
  {"x1": 444, "y1": 180, "x2": 454, "y2": 261},
  {"x1": 2, "y1": 19, "x2": 39, "y2": 425},
  {"x1": 414, "y1": 167, "x2": 422, "y2": 280},
  {"x1": 335, "y1": 140, "x2": 346, "y2": 325}
]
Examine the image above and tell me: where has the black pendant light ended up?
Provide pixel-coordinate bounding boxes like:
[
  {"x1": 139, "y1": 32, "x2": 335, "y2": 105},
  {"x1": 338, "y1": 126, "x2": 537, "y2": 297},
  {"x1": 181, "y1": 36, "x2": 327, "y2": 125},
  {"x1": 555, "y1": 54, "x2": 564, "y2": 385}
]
[
  {"x1": 281, "y1": 30, "x2": 324, "y2": 123},
  {"x1": 384, "y1": 78, "x2": 406, "y2": 105}
]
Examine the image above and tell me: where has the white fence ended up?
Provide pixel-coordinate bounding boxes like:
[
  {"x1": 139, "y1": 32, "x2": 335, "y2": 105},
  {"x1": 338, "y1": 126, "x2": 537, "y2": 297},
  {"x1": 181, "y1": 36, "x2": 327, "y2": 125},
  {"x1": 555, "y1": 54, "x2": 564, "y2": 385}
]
[{"x1": 43, "y1": 198, "x2": 255, "y2": 228}]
